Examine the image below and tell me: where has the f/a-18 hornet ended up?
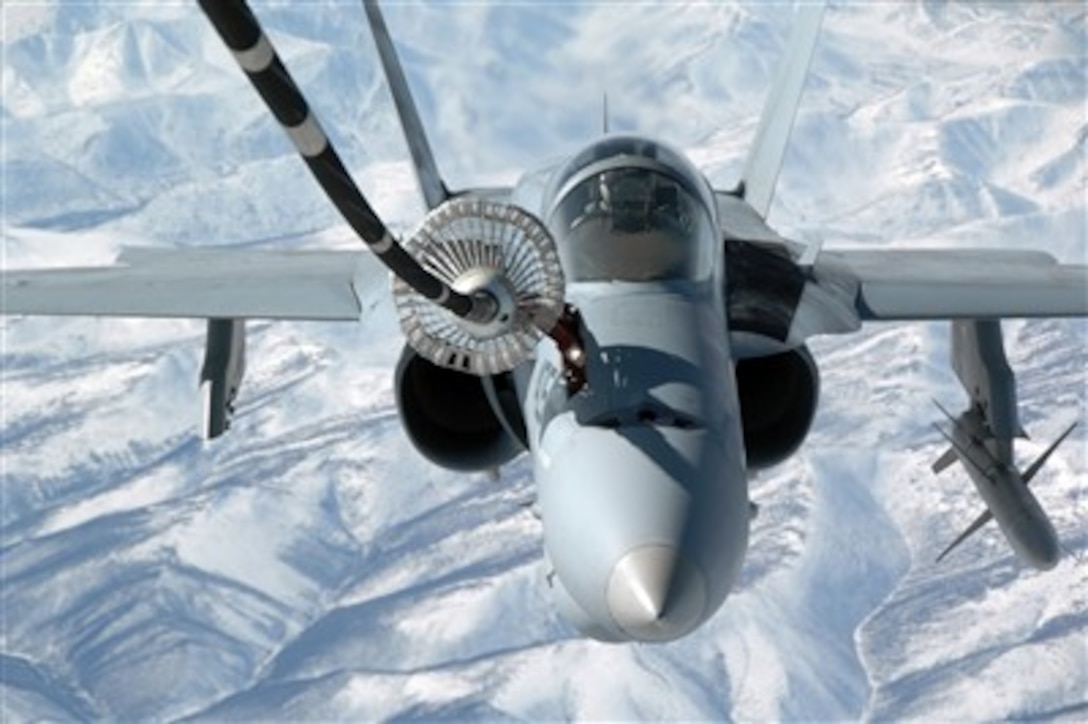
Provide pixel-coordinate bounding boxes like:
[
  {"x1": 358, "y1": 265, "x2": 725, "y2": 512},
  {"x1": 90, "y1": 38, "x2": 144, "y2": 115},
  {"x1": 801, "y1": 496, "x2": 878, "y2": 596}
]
[{"x1": 3, "y1": 1, "x2": 1085, "y2": 643}]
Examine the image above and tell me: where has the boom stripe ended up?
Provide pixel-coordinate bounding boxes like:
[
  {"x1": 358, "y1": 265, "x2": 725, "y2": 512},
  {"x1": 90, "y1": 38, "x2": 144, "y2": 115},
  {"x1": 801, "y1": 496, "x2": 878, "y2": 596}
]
[
  {"x1": 286, "y1": 114, "x2": 330, "y2": 158},
  {"x1": 196, "y1": 0, "x2": 475, "y2": 318},
  {"x1": 232, "y1": 34, "x2": 274, "y2": 73}
]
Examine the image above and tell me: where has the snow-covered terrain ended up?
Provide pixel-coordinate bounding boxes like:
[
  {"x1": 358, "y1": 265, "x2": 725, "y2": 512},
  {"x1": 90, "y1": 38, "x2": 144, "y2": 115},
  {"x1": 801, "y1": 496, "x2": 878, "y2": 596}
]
[{"x1": 2, "y1": 2, "x2": 1085, "y2": 720}]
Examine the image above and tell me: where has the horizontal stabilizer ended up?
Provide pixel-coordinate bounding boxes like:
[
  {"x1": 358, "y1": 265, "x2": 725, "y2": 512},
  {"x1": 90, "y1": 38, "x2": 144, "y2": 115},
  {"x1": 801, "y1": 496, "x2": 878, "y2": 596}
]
[{"x1": 1, "y1": 247, "x2": 374, "y2": 321}]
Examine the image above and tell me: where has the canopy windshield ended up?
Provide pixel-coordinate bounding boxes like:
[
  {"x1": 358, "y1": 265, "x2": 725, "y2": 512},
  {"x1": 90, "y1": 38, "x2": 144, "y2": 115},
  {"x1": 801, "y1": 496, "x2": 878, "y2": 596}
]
[{"x1": 549, "y1": 164, "x2": 716, "y2": 282}]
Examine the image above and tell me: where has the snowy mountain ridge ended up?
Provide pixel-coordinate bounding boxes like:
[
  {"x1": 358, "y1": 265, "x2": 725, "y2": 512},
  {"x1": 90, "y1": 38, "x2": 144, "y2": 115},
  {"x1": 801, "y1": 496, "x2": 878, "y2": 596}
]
[{"x1": 2, "y1": 2, "x2": 1086, "y2": 721}]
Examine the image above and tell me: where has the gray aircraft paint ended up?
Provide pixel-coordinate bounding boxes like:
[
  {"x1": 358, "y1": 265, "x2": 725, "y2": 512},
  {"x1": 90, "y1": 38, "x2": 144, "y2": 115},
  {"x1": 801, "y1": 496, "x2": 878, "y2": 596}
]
[
  {"x1": 524, "y1": 284, "x2": 747, "y2": 641},
  {"x1": 952, "y1": 320, "x2": 1022, "y2": 455},
  {"x1": 932, "y1": 320, "x2": 1063, "y2": 570},
  {"x1": 199, "y1": 318, "x2": 246, "y2": 440},
  {"x1": 509, "y1": 136, "x2": 749, "y2": 642},
  {"x1": 936, "y1": 406, "x2": 1060, "y2": 570},
  {"x1": 2, "y1": 1, "x2": 1084, "y2": 647}
]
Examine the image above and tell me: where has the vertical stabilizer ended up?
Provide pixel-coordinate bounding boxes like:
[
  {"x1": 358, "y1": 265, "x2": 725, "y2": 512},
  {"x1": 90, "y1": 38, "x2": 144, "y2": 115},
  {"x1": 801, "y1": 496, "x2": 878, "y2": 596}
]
[
  {"x1": 364, "y1": 0, "x2": 448, "y2": 210},
  {"x1": 738, "y1": 2, "x2": 826, "y2": 218}
]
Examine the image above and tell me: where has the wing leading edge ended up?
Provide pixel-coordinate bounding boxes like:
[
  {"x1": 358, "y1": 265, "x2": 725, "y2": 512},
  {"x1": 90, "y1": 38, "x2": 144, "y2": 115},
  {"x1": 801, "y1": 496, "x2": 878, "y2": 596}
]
[
  {"x1": 1, "y1": 247, "x2": 375, "y2": 321},
  {"x1": 817, "y1": 248, "x2": 1088, "y2": 321}
]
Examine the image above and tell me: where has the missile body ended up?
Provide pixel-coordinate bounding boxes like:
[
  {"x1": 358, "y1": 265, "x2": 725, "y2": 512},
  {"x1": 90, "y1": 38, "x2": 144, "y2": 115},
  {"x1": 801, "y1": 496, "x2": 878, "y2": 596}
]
[{"x1": 939, "y1": 407, "x2": 1060, "y2": 570}]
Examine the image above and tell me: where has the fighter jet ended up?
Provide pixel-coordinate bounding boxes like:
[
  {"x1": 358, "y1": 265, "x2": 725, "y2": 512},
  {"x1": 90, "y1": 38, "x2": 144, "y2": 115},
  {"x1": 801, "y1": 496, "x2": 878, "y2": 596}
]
[{"x1": 2, "y1": 1, "x2": 1085, "y2": 643}]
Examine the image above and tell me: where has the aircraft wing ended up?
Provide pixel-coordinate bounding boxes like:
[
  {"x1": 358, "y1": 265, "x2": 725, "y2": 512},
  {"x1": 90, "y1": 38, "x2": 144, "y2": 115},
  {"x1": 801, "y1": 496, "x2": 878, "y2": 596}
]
[
  {"x1": 0, "y1": 246, "x2": 374, "y2": 320},
  {"x1": 816, "y1": 248, "x2": 1088, "y2": 320}
]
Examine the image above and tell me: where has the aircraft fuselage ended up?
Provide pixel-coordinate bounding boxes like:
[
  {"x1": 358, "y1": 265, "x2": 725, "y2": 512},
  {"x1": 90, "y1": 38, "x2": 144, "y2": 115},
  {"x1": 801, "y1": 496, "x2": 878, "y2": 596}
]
[{"x1": 511, "y1": 136, "x2": 751, "y2": 641}]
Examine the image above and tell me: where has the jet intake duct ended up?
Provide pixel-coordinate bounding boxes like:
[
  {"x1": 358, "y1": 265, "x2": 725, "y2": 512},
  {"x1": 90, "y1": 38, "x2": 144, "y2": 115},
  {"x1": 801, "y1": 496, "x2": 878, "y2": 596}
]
[
  {"x1": 395, "y1": 346, "x2": 526, "y2": 472},
  {"x1": 734, "y1": 346, "x2": 819, "y2": 470}
]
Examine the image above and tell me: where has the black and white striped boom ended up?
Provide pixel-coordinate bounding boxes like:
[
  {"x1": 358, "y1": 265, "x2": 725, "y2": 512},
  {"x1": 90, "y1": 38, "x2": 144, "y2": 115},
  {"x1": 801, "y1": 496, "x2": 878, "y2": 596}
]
[{"x1": 197, "y1": 0, "x2": 482, "y2": 320}]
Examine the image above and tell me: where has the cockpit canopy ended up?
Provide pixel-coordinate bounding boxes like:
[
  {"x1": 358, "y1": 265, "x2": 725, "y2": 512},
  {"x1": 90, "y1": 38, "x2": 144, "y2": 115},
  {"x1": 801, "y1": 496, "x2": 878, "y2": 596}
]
[{"x1": 546, "y1": 136, "x2": 718, "y2": 283}]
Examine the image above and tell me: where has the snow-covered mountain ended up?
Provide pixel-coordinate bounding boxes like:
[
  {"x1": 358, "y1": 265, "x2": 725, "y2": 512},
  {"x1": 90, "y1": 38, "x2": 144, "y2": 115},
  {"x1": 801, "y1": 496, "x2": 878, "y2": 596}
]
[{"x1": 2, "y1": 2, "x2": 1085, "y2": 720}]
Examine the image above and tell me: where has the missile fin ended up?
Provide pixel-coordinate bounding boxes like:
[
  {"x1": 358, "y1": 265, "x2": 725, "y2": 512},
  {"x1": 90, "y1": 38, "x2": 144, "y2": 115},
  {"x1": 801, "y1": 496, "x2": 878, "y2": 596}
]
[
  {"x1": 1022, "y1": 422, "x2": 1077, "y2": 485},
  {"x1": 936, "y1": 508, "x2": 995, "y2": 563},
  {"x1": 932, "y1": 446, "x2": 958, "y2": 474},
  {"x1": 931, "y1": 422, "x2": 995, "y2": 479}
]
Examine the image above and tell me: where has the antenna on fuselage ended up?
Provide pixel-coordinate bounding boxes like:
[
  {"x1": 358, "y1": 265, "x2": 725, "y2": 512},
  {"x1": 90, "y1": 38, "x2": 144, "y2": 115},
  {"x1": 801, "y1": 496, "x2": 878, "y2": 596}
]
[{"x1": 603, "y1": 92, "x2": 610, "y2": 134}]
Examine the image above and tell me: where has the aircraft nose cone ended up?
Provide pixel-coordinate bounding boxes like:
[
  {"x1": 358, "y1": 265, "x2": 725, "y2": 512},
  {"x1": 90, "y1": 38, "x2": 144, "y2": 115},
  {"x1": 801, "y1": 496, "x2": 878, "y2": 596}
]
[{"x1": 606, "y1": 545, "x2": 707, "y2": 642}]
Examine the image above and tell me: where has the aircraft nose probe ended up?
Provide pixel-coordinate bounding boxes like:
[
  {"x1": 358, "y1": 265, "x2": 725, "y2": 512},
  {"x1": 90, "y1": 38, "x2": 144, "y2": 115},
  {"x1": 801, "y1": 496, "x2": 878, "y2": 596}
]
[{"x1": 198, "y1": 0, "x2": 574, "y2": 376}]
